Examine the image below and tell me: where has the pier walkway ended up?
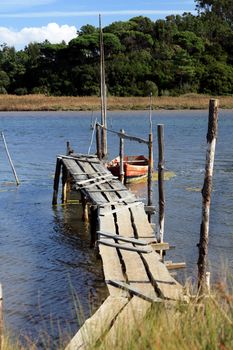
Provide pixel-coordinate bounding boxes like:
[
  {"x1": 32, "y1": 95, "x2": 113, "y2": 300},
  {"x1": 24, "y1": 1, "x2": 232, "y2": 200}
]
[{"x1": 52, "y1": 153, "x2": 186, "y2": 349}]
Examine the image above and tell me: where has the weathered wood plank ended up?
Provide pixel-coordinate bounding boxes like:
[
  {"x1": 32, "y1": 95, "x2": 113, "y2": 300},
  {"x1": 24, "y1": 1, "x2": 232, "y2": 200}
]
[
  {"x1": 65, "y1": 296, "x2": 128, "y2": 350},
  {"x1": 106, "y1": 280, "x2": 163, "y2": 303},
  {"x1": 130, "y1": 204, "x2": 154, "y2": 238},
  {"x1": 98, "y1": 231, "x2": 151, "y2": 245},
  {"x1": 98, "y1": 206, "x2": 127, "y2": 297},
  {"x1": 98, "y1": 239, "x2": 153, "y2": 253},
  {"x1": 103, "y1": 296, "x2": 151, "y2": 348},
  {"x1": 142, "y1": 251, "x2": 184, "y2": 300}
]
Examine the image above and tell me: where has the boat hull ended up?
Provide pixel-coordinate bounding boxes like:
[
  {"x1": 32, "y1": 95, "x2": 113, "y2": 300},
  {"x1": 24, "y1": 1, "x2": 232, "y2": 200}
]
[{"x1": 107, "y1": 155, "x2": 148, "y2": 183}]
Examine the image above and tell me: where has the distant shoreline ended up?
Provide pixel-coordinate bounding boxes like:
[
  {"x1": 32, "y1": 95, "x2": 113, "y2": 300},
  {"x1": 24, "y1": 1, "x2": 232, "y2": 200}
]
[{"x1": 0, "y1": 93, "x2": 232, "y2": 111}]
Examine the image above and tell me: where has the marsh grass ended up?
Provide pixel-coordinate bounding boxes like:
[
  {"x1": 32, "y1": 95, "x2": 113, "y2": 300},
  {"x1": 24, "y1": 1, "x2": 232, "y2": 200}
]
[
  {"x1": 2, "y1": 279, "x2": 233, "y2": 349},
  {"x1": 95, "y1": 278, "x2": 233, "y2": 350},
  {"x1": 1, "y1": 94, "x2": 233, "y2": 111}
]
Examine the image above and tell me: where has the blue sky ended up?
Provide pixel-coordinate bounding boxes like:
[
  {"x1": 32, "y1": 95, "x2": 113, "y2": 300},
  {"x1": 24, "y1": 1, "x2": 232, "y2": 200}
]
[{"x1": 0, "y1": 0, "x2": 197, "y2": 50}]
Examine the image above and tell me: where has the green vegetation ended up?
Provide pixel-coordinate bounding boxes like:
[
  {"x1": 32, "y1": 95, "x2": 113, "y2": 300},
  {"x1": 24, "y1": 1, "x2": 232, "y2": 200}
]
[{"x1": 0, "y1": 1, "x2": 233, "y2": 97}]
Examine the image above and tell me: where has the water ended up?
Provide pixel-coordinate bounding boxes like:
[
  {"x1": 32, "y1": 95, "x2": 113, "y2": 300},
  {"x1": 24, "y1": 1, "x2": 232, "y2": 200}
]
[{"x1": 0, "y1": 110, "x2": 232, "y2": 347}]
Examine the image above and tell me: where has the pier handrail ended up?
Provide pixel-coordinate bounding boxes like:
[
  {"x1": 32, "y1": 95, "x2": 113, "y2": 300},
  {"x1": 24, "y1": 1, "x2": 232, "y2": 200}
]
[{"x1": 96, "y1": 122, "x2": 149, "y2": 145}]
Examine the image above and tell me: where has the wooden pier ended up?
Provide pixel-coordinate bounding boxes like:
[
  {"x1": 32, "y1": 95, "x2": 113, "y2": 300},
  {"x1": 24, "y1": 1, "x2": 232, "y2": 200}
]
[{"x1": 52, "y1": 152, "x2": 187, "y2": 350}]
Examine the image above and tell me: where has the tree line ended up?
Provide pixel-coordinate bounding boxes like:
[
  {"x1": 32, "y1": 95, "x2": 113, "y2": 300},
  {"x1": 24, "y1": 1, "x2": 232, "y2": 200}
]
[{"x1": 0, "y1": 0, "x2": 233, "y2": 97}]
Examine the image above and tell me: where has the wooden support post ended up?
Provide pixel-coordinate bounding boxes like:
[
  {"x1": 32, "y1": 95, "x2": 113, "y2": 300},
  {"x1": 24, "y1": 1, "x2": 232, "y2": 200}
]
[
  {"x1": 147, "y1": 132, "x2": 153, "y2": 223},
  {"x1": 62, "y1": 165, "x2": 68, "y2": 204},
  {"x1": 119, "y1": 129, "x2": 125, "y2": 183},
  {"x1": 1, "y1": 132, "x2": 20, "y2": 186},
  {"x1": 0, "y1": 284, "x2": 3, "y2": 350},
  {"x1": 66, "y1": 141, "x2": 73, "y2": 155},
  {"x1": 81, "y1": 194, "x2": 89, "y2": 222},
  {"x1": 90, "y1": 205, "x2": 98, "y2": 247},
  {"x1": 198, "y1": 99, "x2": 219, "y2": 294},
  {"x1": 96, "y1": 124, "x2": 102, "y2": 160},
  {"x1": 157, "y1": 124, "x2": 165, "y2": 244},
  {"x1": 52, "y1": 158, "x2": 62, "y2": 205}
]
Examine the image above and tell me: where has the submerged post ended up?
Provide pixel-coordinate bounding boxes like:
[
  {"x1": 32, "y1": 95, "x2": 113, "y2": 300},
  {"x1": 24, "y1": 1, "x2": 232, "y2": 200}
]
[
  {"x1": 1, "y1": 132, "x2": 20, "y2": 186},
  {"x1": 147, "y1": 132, "x2": 153, "y2": 223},
  {"x1": 198, "y1": 99, "x2": 219, "y2": 294},
  {"x1": 0, "y1": 284, "x2": 3, "y2": 350},
  {"x1": 157, "y1": 124, "x2": 165, "y2": 244},
  {"x1": 119, "y1": 129, "x2": 125, "y2": 183},
  {"x1": 52, "y1": 157, "x2": 62, "y2": 205}
]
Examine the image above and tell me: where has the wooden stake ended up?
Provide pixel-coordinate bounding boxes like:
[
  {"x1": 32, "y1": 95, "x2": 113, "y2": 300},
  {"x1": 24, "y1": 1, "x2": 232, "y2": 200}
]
[
  {"x1": 99, "y1": 14, "x2": 107, "y2": 159},
  {"x1": 157, "y1": 124, "x2": 165, "y2": 244},
  {"x1": 198, "y1": 99, "x2": 219, "y2": 294},
  {"x1": 1, "y1": 132, "x2": 20, "y2": 186},
  {"x1": 96, "y1": 124, "x2": 102, "y2": 160},
  {"x1": 119, "y1": 129, "x2": 125, "y2": 183},
  {"x1": 52, "y1": 157, "x2": 62, "y2": 205},
  {"x1": 0, "y1": 284, "x2": 3, "y2": 350},
  {"x1": 147, "y1": 132, "x2": 153, "y2": 223}
]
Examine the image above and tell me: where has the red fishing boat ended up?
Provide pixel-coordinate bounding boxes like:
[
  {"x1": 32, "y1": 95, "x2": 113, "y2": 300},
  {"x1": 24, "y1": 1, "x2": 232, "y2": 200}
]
[{"x1": 107, "y1": 155, "x2": 149, "y2": 183}]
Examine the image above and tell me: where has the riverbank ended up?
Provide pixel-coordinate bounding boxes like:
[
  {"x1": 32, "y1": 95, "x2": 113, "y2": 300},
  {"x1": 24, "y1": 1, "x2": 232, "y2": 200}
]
[{"x1": 0, "y1": 94, "x2": 233, "y2": 111}]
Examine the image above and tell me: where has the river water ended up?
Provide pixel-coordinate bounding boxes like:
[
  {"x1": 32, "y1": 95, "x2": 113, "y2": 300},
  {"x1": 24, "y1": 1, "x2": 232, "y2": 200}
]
[{"x1": 0, "y1": 110, "x2": 232, "y2": 348}]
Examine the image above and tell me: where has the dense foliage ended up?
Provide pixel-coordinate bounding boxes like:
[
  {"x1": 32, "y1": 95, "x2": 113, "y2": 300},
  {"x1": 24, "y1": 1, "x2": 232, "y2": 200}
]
[{"x1": 0, "y1": 1, "x2": 233, "y2": 96}]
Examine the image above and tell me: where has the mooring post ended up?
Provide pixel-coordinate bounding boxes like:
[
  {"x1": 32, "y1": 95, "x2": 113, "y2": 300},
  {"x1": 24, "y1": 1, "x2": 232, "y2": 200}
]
[
  {"x1": 52, "y1": 157, "x2": 62, "y2": 205},
  {"x1": 197, "y1": 99, "x2": 219, "y2": 295},
  {"x1": 1, "y1": 132, "x2": 20, "y2": 186},
  {"x1": 96, "y1": 124, "x2": 102, "y2": 160},
  {"x1": 0, "y1": 284, "x2": 3, "y2": 350},
  {"x1": 119, "y1": 129, "x2": 125, "y2": 183},
  {"x1": 147, "y1": 132, "x2": 153, "y2": 223},
  {"x1": 157, "y1": 124, "x2": 165, "y2": 245},
  {"x1": 66, "y1": 141, "x2": 73, "y2": 155}
]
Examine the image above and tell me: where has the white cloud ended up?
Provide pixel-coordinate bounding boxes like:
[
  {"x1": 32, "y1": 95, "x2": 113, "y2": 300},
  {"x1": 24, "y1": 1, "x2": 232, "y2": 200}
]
[
  {"x1": 0, "y1": 23, "x2": 77, "y2": 49},
  {"x1": 0, "y1": 9, "x2": 194, "y2": 18}
]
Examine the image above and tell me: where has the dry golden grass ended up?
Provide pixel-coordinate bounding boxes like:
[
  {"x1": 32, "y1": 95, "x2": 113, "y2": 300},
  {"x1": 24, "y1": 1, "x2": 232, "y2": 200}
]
[{"x1": 0, "y1": 93, "x2": 233, "y2": 111}]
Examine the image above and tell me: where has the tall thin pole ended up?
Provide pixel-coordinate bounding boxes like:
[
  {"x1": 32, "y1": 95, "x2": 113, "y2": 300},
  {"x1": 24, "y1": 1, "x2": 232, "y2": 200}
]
[
  {"x1": 99, "y1": 14, "x2": 107, "y2": 158},
  {"x1": 198, "y1": 99, "x2": 219, "y2": 294},
  {"x1": 157, "y1": 124, "x2": 165, "y2": 244},
  {"x1": 1, "y1": 132, "x2": 20, "y2": 186},
  {"x1": 147, "y1": 132, "x2": 153, "y2": 223},
  {"x1": 0, "y1": 284, "x2": 3, "y2": 350},
  {"x1": 119, "y1": 129, "x2": 125, "y2": 183}
]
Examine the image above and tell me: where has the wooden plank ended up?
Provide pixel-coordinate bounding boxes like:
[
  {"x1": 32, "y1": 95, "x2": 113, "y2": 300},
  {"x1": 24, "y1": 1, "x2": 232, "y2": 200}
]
[
  {"x1": 88, "y1": 188, "x2": 129, "y2": 193},
  {"x1": 99, "y1": 202, "x2": 143, "y2": 216},
  {"x1": 130, "y1": 204, "x2": 154, "y2": 238},
  {"x1": 103, "y1": 296, "x2": 151, "y2": 348},
  {"x1": 98, "y1": 239, "x2": 153, "y2": 253},
  {"x1": 76, "y1": 173, "x2": 114, "y2": 186},
  {"x1": 65, "y1": 296, "x2": 128, "y2": 350},
  {"x1": 106, "y1": 280, "x2": 163, "y2": 303},
  {"x1": 98, "y1": 206, "x2": 127, "y2": 297},
  {"x1": 76, "y1": 177, "x2": 118, "y2": 190},
  {"x1": 150, "y1": 242, "x2": 170, "y2": 251},
  {"x1": 165, "y1": 262, "x2": 186, "y2": 270},
  {"x1": 98, "y1": 232, "x2": 151, "y2": 245},
  {"x1": 141, "y1": 251, "x2": 184, "y2": 300}
]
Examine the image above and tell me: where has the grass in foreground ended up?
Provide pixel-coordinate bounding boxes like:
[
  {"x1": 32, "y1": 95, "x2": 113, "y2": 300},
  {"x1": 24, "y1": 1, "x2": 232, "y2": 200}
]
[
  {"x1": 2, "y1": 281, "x2": 233, "y2": 349},
  {"x1": 1, "y1": 93, "x2": 233, "y2": 111},
  {"x1": 97, "y1": 282, "x2": 233, "y2": 350}
]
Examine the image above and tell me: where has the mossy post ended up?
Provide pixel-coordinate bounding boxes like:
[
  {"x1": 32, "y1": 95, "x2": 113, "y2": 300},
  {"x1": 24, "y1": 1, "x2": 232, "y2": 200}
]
[
  {"x1": 157, "y1": 124, "x2": 165, "y2": 246},
  {"x1": 119, "y1": 129, "x2": 125, "y2": 183},
  {"x1": 198, "y1": 99, "x2": 219, "y2": 294}
]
